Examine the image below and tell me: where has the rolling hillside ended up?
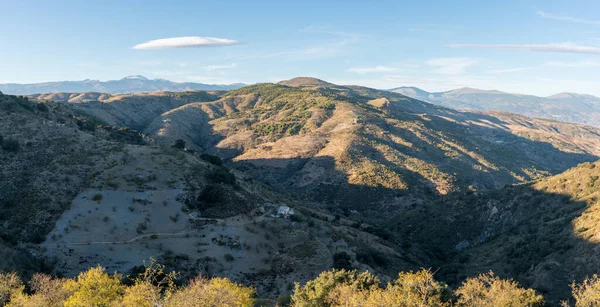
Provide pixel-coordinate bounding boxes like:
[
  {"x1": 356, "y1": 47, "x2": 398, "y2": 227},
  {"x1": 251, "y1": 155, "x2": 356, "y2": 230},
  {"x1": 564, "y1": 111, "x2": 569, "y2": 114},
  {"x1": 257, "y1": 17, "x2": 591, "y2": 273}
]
[
  {"x1": 136, "y1": 78, "x2": 600, "y2": 217},
  {"x1": 19, "y1": 78, "x2": 600, "y2": 304},
  {"x1": 0, "y1": 92, "x2": 405, "y2": 299}
]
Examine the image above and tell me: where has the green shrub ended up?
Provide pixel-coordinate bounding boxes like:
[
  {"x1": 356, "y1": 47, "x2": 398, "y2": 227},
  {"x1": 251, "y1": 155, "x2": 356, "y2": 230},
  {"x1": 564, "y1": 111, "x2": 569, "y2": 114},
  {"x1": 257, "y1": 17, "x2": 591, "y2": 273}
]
[
  {"x1": 333, "y1": 252, "x2": 353, "y2": 270},
  {"x1": 1, "y1": 138, "x2": 19, "y2": 152},
  {"x1": 205, "y1": 168, "x2": 236, "y2": 185},
  {"x1": 92, "y1": 193, "x2": 103, "y2": 202},
  {"x1": 200, "y1": 154, "x2": 223, "y2": 166},
  {"x1": 198, "y1": 184, "x2": 225, "y2": 205},
  {"x1": 356, "y1": 247, "x2": 387, "y2": 267},
  {"x1": 36, "y1": 103, "x2": 49, "y2": 112},
  {"x1": 172, "y1": 139, "x2": 186, "y2": 149},
  {"x1": 224, "y1": 253, "x2": 235, "y2": 262}
]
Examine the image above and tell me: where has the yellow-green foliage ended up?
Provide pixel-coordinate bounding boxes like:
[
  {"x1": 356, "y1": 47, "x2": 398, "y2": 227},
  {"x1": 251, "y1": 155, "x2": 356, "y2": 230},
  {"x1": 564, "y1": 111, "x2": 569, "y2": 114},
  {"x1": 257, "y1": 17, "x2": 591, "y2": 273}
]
[
  {"x1": 564, "y1": 274, "x2": 600, "y2": 307},
  {"x1": 117, "y1": 259, "x2": 177, "y2": 307},
  {"x1": 0, "y1": 265, "x2": 576, "y2": 307},
  {"x1": 7, "y1": 274, "x2": 70, "y2": 307},
  {"x1": 164, "y1": 277, "x2": 255, "y2": 307},
  {"x1": 326, "y1": 269, "x2": 449, "y2": 307},
  {"x1": 455, "y1": 271, "x2": 544, "y2": 307},
  {"x1": 0, "y1": 263, "x2": 254, "y2": 307},
  {"x1": 117, "y1": 282, "x2": 163, "y2": 307},
  {"x1": 62, "y1": 266, "x2": 124, "y2": 307},
  {"x1": 0, "y1": 273, "x2": 22, "y2": 306},
  {"x1": 291, "y1": 269, "x2": 380, "y2": 307},
  {"x1": 292, "y1": 269, "x2": 548, "y2": 307},
  {"x1": 348, "y1": 159, "x2": 407, "y2": 190}
]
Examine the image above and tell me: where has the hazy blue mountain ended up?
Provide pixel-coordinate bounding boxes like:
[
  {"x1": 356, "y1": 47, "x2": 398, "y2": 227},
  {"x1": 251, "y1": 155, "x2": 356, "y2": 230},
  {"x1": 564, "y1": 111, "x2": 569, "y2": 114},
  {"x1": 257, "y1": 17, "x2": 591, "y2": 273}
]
[
  {"x1": 390, "y1": 86, "x2": 600, "y2": 127},
  {"x1": 0, "y1": 75, "x2": 246, "y2": 94}
]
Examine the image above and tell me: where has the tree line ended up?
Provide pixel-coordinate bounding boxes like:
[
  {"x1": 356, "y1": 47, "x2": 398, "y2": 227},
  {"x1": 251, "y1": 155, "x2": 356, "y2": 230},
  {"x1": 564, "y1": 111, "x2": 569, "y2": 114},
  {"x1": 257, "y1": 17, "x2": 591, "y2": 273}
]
[{"x1": 1, "y1": 261, "x2": 598, "y2": 306}]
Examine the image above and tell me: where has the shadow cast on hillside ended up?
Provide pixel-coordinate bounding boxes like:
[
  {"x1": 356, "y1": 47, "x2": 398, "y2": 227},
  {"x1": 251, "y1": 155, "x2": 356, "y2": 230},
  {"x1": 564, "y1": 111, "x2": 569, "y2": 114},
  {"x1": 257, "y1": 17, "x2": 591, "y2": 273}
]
[
  {"x1": 391, "y1": 180, "x2": 600, "y2": 305},
  {"x1": 231, "y1": 154, "x2": 599, "y2": 305},
  {"x1": 226, "y1": 104, "x2": 597, "y2": 214},
  {"x1": 378, "y1": 106, "x2": 596, "y2": 188}
]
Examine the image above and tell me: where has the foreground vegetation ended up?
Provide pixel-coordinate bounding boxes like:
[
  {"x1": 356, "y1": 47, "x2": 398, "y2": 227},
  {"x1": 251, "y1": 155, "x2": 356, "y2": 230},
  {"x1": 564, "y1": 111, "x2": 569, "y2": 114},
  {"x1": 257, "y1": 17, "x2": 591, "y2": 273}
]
[{"x1": 2, "y1": 262, "x2": 600, "y2": 307}]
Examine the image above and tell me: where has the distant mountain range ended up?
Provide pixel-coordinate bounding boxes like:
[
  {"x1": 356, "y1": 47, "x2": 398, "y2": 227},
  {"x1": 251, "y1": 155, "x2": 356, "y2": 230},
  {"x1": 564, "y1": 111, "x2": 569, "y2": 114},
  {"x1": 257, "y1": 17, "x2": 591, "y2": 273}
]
[
  {"x1": 390, "y1": 86, "x2": 600, "y2": 128},
  {"x1": 0, "y1": 75, "x2": 246, "y2": 95}
]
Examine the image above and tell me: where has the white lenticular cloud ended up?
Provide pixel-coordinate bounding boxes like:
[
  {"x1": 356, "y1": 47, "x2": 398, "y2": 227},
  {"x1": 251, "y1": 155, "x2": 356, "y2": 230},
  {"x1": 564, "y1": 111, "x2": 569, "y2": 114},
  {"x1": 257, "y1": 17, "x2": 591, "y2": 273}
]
[
  {"x1": 133, "y1": 36, "x2": 240, "y2": 50},
  {"x1": 448, "y1": 43, "x2": 600, "y2": 55}
]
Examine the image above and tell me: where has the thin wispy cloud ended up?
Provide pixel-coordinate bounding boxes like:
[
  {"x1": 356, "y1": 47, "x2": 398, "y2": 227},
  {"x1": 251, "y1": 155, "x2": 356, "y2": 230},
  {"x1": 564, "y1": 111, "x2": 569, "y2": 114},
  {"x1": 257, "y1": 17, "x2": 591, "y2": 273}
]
[
  {"x1": 426, "y1": 58, "x2": 478, "y2": 75},
  {"x1": 299, "y1": 26, "x2": 362, "y2": 40},
  {"x1": 546, "y1": 60, "x2": 600, "y2": 67},
  {"x1": 237, "y1": 44, "x2": 345, "y2": 61},
  {"x1": 449, "y1": 43, "x2": 600, "y2": 55},
  {"x1": 185, "y1": 75, "x2": 244, "y2": 84},
  {"x1": 133, "y1": 36, "x2": 240, "y2": 50},
  {"x1": 203, "y1": 63, "x2": 237, "y2": 71},
  {"x1": 137, "y1": 60, "x2": 163, "y2": 66},
  {"x1": 487, "y1": 67, "x2": 530, "y2": 74},
  {"x1": 537, "y1": 10, "x2": 600, "y2": 26},
  {"x1": 347, "y1": 66, "x2": 396, "y2": 74}
]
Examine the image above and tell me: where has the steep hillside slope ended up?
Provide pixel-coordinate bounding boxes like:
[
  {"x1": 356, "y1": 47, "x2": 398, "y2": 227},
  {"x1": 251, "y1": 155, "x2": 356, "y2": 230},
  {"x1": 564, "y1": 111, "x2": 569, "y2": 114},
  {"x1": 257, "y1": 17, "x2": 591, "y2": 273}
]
[
  {"x1": 144, "y1": 79, "x2": 600, "y2": 217},
  {"x1": 42, "y1": 91, "x2": 222, "y2": 131},
  {"x1": 1, "y1": 75, "x2": 245, "y2": 94},
  {"x1": 391, "y1": 86, "x2": 600, "y2": 128},
  {"x1": 0, "y1": 92, "x2": 404, "y2": 299},
  {"x1": 392, "y1": 160, "x2": 600, "y2": 304},
  {"x1": 28, "y1": 92, "x2": 113, "y2": 103}
]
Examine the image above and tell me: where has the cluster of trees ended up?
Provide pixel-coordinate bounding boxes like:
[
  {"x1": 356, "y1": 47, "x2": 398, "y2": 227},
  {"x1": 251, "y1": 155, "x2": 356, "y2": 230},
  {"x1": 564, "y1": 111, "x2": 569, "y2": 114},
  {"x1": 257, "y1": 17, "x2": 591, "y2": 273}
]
[
  {"x1": 291, "y1": 269, "x2": 544, "y2": 307},
  {"x1": 0, "y1": 261, "x2": 253, "y2": 307},
  {"x1": 2, "y1": 264, "x2": 600, "y2": 306}
]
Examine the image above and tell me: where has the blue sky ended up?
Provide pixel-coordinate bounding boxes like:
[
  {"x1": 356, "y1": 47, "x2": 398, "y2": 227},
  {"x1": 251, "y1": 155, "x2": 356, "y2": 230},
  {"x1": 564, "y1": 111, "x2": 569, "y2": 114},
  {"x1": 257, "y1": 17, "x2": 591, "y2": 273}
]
[{"x1": 2, "y1": 0, "x2": 600, "y2": 95}]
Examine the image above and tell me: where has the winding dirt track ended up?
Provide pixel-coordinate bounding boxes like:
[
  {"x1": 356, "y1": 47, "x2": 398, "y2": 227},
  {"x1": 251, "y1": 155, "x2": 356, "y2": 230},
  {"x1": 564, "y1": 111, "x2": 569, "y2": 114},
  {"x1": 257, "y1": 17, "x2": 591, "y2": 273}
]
[{"x1": 41, "y1": 231, "x2": 196, "y2": 246}]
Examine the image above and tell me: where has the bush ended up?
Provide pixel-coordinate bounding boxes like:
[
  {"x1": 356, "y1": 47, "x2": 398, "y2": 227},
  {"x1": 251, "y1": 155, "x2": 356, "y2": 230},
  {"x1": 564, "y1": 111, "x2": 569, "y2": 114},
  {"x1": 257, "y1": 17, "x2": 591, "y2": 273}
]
[
  {"x1": 291, "y1": 269, "x2": 379, "y2": 307},
  {"x1": 0, "y1": 263, "x2": 255, "y2": 307},
  {"x1": 356, "y1": 247, "x2": 388, "y2": 267},
  {"x1": 92, "y1": 193, "x2": 103, "y2": 202},
  {"x1": 332, "y1": 252, "x2": 353, "y2": 270},
  {"x1": 205, "y1": 168, "x2": 236, "y2": 185},
  {"x1": 197, "y1": 184, "x2": 225, "y2": 205},
  {"x1": 165, "y1": 277, "x2": 254, "y2": 307},
  {"x1": 566, "y1": 274, "x2": 600, "y2": 307},
  {"x1": 36, "y1": 103, "x2": 49, "y2": 112},
  {"x1": 172, "y1": 139, "x2": 186, "y2": 149},
  {"x1": 1, "y1": 138, "x2": 19, "y2": 152},
  {"x1": 200, "y1": 154, "x2": 223, "y2": 166},
  {"x1": 224, "y1": 253, "x2": 235, "y2": 262},
  {"x1": 62, "y1": 266, "x2": 124, "y2": 307},
  {"x1": 327, "y1": 269, "x2": 450, "y2": 307},
  {"x1": 455, "y1": 271, "x2": 544, "y2": 307},
  {"x1": 0, "y1": 272, "x2": 23, "y2": 306}
]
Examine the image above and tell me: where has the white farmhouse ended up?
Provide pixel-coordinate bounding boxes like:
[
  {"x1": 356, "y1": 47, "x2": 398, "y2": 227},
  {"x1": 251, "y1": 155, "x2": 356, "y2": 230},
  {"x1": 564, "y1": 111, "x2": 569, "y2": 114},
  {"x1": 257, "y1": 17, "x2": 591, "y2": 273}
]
[{"x1": 276, "y1": 206, "x2": 295, "y2": 218}]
